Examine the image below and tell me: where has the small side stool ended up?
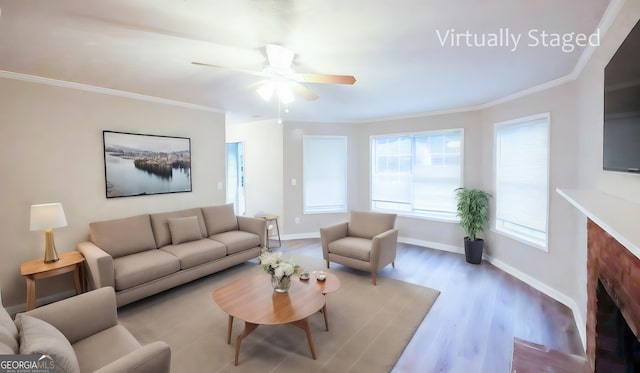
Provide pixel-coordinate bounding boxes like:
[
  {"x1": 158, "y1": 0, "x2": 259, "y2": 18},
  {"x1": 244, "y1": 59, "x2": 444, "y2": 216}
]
[{"x1": 258, "y1": 215, "x2": 281, "y2": 249}]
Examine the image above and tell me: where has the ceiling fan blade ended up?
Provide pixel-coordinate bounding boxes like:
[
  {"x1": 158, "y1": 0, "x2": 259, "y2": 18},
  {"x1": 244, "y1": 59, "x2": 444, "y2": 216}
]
[
  {"x1": 293, "y1": 83, "x2": 319, "y2": 101},
  {"x1": 265, "y1": 44, "x2": 295, "y2": 69},
  {"x1": 295, "y1": 73, "x2": 356, "y2": 85},
  {"x1": 191, "y1": 62, "x2": 268, "y2": 77}
]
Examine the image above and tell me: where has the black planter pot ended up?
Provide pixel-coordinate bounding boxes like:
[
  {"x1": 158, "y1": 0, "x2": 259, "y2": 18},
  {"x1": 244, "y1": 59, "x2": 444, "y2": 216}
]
[{"x1": 464, "y1": 237, "x2": 484, "y2": 264}]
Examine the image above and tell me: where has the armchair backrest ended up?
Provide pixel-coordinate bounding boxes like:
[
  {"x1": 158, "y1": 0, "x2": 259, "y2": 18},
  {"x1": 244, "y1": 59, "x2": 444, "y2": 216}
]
[{"x1": 347, "y1": 211, "x2": 397, "y2": 239}]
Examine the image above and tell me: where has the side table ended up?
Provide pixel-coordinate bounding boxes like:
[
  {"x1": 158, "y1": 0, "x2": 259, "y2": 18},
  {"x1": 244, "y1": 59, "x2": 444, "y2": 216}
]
[
  {"x1": 257, "y1": 214, "x2": 281, "y2": 248},
  {"x1": 20, "y1": 251, "x2": 86, "y2": 311}
]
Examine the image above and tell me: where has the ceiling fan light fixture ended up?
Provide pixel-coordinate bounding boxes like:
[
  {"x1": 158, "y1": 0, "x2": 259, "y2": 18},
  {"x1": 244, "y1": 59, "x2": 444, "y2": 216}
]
[
  {"x1": 257, "y1": 81, "x2": 276, "y2": 101},
  {"x1": 277, "y1": 83, "x2": 295, "y2": 105},
  {"x1": 266, "y1": 44, "x2": 295, "y2": 69}
]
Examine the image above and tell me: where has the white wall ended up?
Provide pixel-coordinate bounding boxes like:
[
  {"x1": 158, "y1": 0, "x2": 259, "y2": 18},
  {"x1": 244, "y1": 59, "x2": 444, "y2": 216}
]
[
  {"x1": 226, "y1": 119, "x2": 284, "y2": 221},
  {"x1": 479, "y1": 80, "x2": 583, "y2": 303},
  {"x1": 282, "y1": 121, "x2": 360, "y2": 235},
  {"x1": 0, "y1": 78, "x2": 226, "y2": 307},
  {"x1": 571, "y1": 0, "x2": 640, "y2": 333}
]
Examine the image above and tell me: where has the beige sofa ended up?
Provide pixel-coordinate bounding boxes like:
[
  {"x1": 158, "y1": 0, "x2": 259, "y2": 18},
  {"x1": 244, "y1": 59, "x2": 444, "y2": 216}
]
[
  {"x1": 320, "y1": 211, "x2": 398, "y2": 285},
  {"x1": 0, "y1": 287, "x2": 171, "y2": 373},
  {"x1": 78, "y1": 204, "x2": 265, "y2": 307}
]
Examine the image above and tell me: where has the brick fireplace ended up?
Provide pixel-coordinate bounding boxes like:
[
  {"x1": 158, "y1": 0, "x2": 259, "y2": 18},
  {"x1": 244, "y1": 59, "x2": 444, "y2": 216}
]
[{"x1": 587, "y1": 219, "x2": 640, "y2": 371}]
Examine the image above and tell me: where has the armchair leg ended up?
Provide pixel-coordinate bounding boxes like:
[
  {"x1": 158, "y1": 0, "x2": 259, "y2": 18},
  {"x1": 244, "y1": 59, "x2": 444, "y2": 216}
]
[
  {"x1": 392, "y1": 261, "x2": 395, "y2": 268},
  {"x1": 326, "y1": 260, "x2": 330, "y2": 269},
  {"x1": 372, "y1": 272, "x2": 377, "y2": 286}
]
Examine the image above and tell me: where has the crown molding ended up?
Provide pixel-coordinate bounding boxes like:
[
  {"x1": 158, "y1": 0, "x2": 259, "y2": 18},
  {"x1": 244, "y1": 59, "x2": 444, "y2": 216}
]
[{"x1": 0, "y1": 70, "x2": 224, "y2": 113}]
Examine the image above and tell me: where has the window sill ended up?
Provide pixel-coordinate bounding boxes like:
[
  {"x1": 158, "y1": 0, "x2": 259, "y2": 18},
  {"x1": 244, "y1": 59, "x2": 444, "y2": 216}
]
[
  {"x1": 372, "y1": 209, "x2": 460, "y2": 224},
  {"x1": 303, "y1": 210, "x2": 348, "y2": 215},
  {"x1": 491, "y1": 228, "x2": 548, "y2": 252}
]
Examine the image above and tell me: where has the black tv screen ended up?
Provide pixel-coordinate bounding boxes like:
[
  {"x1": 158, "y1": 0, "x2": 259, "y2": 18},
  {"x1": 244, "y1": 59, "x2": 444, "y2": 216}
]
[{"x1": 603, "y1": 19, "x2": 640, "y2": 173}]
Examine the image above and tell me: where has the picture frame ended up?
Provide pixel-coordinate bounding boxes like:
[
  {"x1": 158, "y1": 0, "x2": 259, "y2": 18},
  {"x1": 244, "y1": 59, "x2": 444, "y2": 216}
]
[{"x1": 103, "y1": 131, "x2": 192, "y2": 198}]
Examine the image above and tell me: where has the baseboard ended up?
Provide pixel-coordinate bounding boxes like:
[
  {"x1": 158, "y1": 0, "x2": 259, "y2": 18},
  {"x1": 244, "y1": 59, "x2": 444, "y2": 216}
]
[
  {"x1": 280, "y1": 232, "x2": 320, "y2": 240},
  {"x1": 5, "y1": 289, "x2": 76, "y2": 316},
  {"x1": 568, "y1": 299, "x2": 587, "y2": 352},
  {"x1": 398, "y1": 237, "x2": 465, "y2": 255}
]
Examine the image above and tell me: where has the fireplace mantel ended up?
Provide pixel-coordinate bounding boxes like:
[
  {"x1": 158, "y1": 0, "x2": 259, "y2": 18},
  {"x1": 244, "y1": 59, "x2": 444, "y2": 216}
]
[{"x1": 557, "y1": 188, "x2": 640, "y2": 260}]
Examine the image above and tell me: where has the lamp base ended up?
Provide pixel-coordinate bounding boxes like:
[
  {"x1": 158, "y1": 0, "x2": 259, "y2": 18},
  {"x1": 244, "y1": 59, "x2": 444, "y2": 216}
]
[{"x1": 43, "y1": 229, "x2": 59, "y2": 263}]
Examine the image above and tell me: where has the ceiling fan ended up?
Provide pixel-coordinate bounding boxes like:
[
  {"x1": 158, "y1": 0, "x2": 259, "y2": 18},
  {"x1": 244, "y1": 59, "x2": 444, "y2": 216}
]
[{"x1": 192, "y1": 44, "x2": 356, "y2": 104}]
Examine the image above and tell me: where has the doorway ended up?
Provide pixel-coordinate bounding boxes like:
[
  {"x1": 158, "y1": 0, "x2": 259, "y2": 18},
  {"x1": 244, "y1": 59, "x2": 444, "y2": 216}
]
[{"x1": 226, "y1": 142, "x2": 245, "y2": 215}]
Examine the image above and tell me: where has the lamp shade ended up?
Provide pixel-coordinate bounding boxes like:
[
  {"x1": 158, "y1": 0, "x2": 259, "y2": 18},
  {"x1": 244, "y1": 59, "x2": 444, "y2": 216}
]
[{"x1": 30, "y1": 203, "x2": 67, "y2": 231}]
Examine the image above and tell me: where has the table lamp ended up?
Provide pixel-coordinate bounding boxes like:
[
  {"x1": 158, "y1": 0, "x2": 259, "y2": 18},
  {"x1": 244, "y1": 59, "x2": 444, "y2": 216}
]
[{"x1": 30, "y1": 203, "x2": 67, "y2": 263}]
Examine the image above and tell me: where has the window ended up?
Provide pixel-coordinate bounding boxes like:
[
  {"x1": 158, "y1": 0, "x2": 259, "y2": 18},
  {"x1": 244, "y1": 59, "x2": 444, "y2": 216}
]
[
  {"x1": 303, "y1": 136, "x2": 347, "y2": 213},
  {"x1": 494, "y1": 113, "x2": 549, "y2": 249},
  {"x1": 370, "y1": 129, "x2": 463, "y2": 220}
]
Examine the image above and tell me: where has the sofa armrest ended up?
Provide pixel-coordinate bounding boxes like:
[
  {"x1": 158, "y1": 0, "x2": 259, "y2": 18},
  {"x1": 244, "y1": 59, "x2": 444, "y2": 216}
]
[
  {"x1": 77, "y1": 241, "x2": 115, "y2": 290},
  {"x1": 320, "y1": 222, "x2": 349, "y2": 259},
  {"x1": 237, "y1": 216, "x2": 266, "y2": 244},
  {"x1": 24, "y1": 287, "x2": 118, "y2": 344},
  {"x1": 93, "y1": 341, "x2": 171, "y2": 373},
  {"x1": 371, "y1": 229, "x2": 399, "y2": 271}
]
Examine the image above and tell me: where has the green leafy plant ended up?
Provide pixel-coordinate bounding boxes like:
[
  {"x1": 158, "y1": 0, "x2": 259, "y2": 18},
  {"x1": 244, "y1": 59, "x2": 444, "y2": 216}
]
[{"x1": 455, "y1": 188, "x2": 492, "y2": 241}]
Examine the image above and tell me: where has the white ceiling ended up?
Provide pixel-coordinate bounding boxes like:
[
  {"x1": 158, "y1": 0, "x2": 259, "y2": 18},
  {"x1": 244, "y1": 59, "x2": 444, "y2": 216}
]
[{"x1": 0, "y1": 0, "x2": 612, "y2": 123}]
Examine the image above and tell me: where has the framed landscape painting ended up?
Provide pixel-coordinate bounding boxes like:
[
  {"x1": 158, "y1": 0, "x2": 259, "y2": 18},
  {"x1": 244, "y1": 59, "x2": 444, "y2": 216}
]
[{"x1": 103, "y1": 131, "x2": 192, "y2": 198}]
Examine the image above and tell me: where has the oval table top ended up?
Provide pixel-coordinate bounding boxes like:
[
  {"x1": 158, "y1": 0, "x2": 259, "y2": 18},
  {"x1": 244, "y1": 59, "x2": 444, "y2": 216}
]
[{"x1": 212, "y1": 274, "x2": 325, "y2": 325}]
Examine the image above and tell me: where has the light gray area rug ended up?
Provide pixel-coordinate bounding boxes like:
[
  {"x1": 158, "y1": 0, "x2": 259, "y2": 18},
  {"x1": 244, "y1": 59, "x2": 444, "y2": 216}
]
[{"x1": 117, "y1": 255, "x2": 440, "y2": 372}]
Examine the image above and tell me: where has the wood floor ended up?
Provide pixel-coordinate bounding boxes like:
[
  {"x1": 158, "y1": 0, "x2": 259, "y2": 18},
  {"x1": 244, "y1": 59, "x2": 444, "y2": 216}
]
[{"x1": 278, "y1": 238, "x2": 585, "y2": 373}]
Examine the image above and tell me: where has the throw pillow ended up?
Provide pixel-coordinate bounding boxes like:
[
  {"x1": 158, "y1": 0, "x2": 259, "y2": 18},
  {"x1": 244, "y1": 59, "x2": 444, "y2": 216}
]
[
  {"x1": 168, "y1": 216, "x2": 203, "y2": 245},
  {"x1": 16, "y1": 314, "x2": 80, "y2": 373}
]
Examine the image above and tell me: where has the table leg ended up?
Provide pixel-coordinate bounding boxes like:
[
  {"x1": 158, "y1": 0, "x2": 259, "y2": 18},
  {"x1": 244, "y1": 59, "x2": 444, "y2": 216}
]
[
  {"x1": 291, "y1": 318, "x2": 317, "y2": 360},
  {"x1": 235, "y1": 322, "x2": 259, "y2": 366},
  {"x1": 226, "y1": 315, "x2": 234, "y2": 344},
  {"x1": 72, "y1": 265, "x2": 83, "y2": 295},
  {"x1": 322, "y1": 303, "x2": 330, "y2": 331},
  {"x1": 25, "y1": 276, "x2": 36, "y2": 311}
]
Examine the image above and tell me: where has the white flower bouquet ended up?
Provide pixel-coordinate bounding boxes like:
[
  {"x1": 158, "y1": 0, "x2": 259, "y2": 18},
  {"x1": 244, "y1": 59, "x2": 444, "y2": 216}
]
[{"x1": 259, "y1": 250, "x2": 300, "y2": 279}]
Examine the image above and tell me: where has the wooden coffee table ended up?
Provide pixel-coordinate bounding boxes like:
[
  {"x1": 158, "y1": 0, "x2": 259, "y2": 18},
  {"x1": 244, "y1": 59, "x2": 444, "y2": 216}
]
[{"x1": 212, "y1": 274, "x2": 325, "y2": 366}]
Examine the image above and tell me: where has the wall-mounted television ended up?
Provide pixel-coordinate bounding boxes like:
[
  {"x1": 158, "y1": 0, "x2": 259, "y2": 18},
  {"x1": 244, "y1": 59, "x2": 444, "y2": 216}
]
[{"x1": 603, "y1": 19, "x2": 640, "y2": 173}]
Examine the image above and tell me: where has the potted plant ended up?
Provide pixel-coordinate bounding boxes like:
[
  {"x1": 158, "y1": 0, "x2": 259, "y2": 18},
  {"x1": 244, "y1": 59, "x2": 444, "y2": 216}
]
[{"x1": 455, "y1": 188, "x2": 492, "y2": 264}]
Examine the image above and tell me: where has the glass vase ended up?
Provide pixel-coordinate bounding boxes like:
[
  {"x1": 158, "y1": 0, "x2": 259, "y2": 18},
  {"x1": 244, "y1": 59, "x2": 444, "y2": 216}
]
[{"x1": 271, "y1": 275, "x2": 291, "y2": 293}]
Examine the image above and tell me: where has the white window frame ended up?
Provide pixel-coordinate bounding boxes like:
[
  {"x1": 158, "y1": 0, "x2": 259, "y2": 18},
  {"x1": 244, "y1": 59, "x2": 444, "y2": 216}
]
[
  {"x1": 493, "y1": 113, "x2": 550, "y2": 251},
  {"x1": 369, "y1": 128, "x2": 464, "y2": 222},
  {"x1": 303, "y1": 135, "x2": 348, "y2": 214}
]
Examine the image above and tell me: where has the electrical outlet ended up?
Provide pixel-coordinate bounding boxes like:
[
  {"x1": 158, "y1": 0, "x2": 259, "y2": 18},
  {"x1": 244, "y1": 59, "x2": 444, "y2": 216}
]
[
  {"x1": 291, "y1": 178, "x2": 297, "y2": 186},
  {"x1": 294, "y1": 217, "x2": 300, "y2": 224},
  {"x1": 217, "y1": 182, "x2": 223, "y2": 190}
]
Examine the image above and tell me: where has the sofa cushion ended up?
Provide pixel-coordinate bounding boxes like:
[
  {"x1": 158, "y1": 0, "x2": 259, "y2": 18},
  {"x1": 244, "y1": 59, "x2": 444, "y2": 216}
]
[
  {"x1": 160, "y1": 239, "x2": 226, "y2": 269},
  {"x1": 90, "y1": 214, "x2": 157, "y2": 258},
  {"x1": 0, "y1": 296, "x2": 18, "y2": 353},
  {"x1": 72, "y1": 325, "x2": 140, "y2": 373},
  {"x1": 168, "y1": 216, "x2": 203, "y2": 245},
  {"x1": 0, "y1": 327, "x2": 17, "y2": 354},
  {"x1": 347, "y1": 211, "x2": 397, "y2": 239},
  {"x1": 202, "y1": 204, "x2": 239, "y2": 235},
  {"x1": 210, "y1": 230, "x2": 261, "y2": 255},
  {"x1": 328, "y1": 237, "x2": 373, "y2": 262},
  {"x1": 16, "y1": 314, "x2": 81, "y2": 373},
  {"x1": 113, "y1": 250, "x2": 180, "y2": 291},
  {"x1": 150, "y1": 208, "x2": 207, "y2": 248}
]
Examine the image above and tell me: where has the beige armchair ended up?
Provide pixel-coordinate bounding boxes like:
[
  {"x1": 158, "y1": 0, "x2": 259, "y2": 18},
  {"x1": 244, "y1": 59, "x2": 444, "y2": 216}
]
[
  {"x1": 1, "y1": 287, "x2": 171, "y2": 373},
  {"x1": 320, "y1": 211, "x2": 398, "y2": 285}
]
